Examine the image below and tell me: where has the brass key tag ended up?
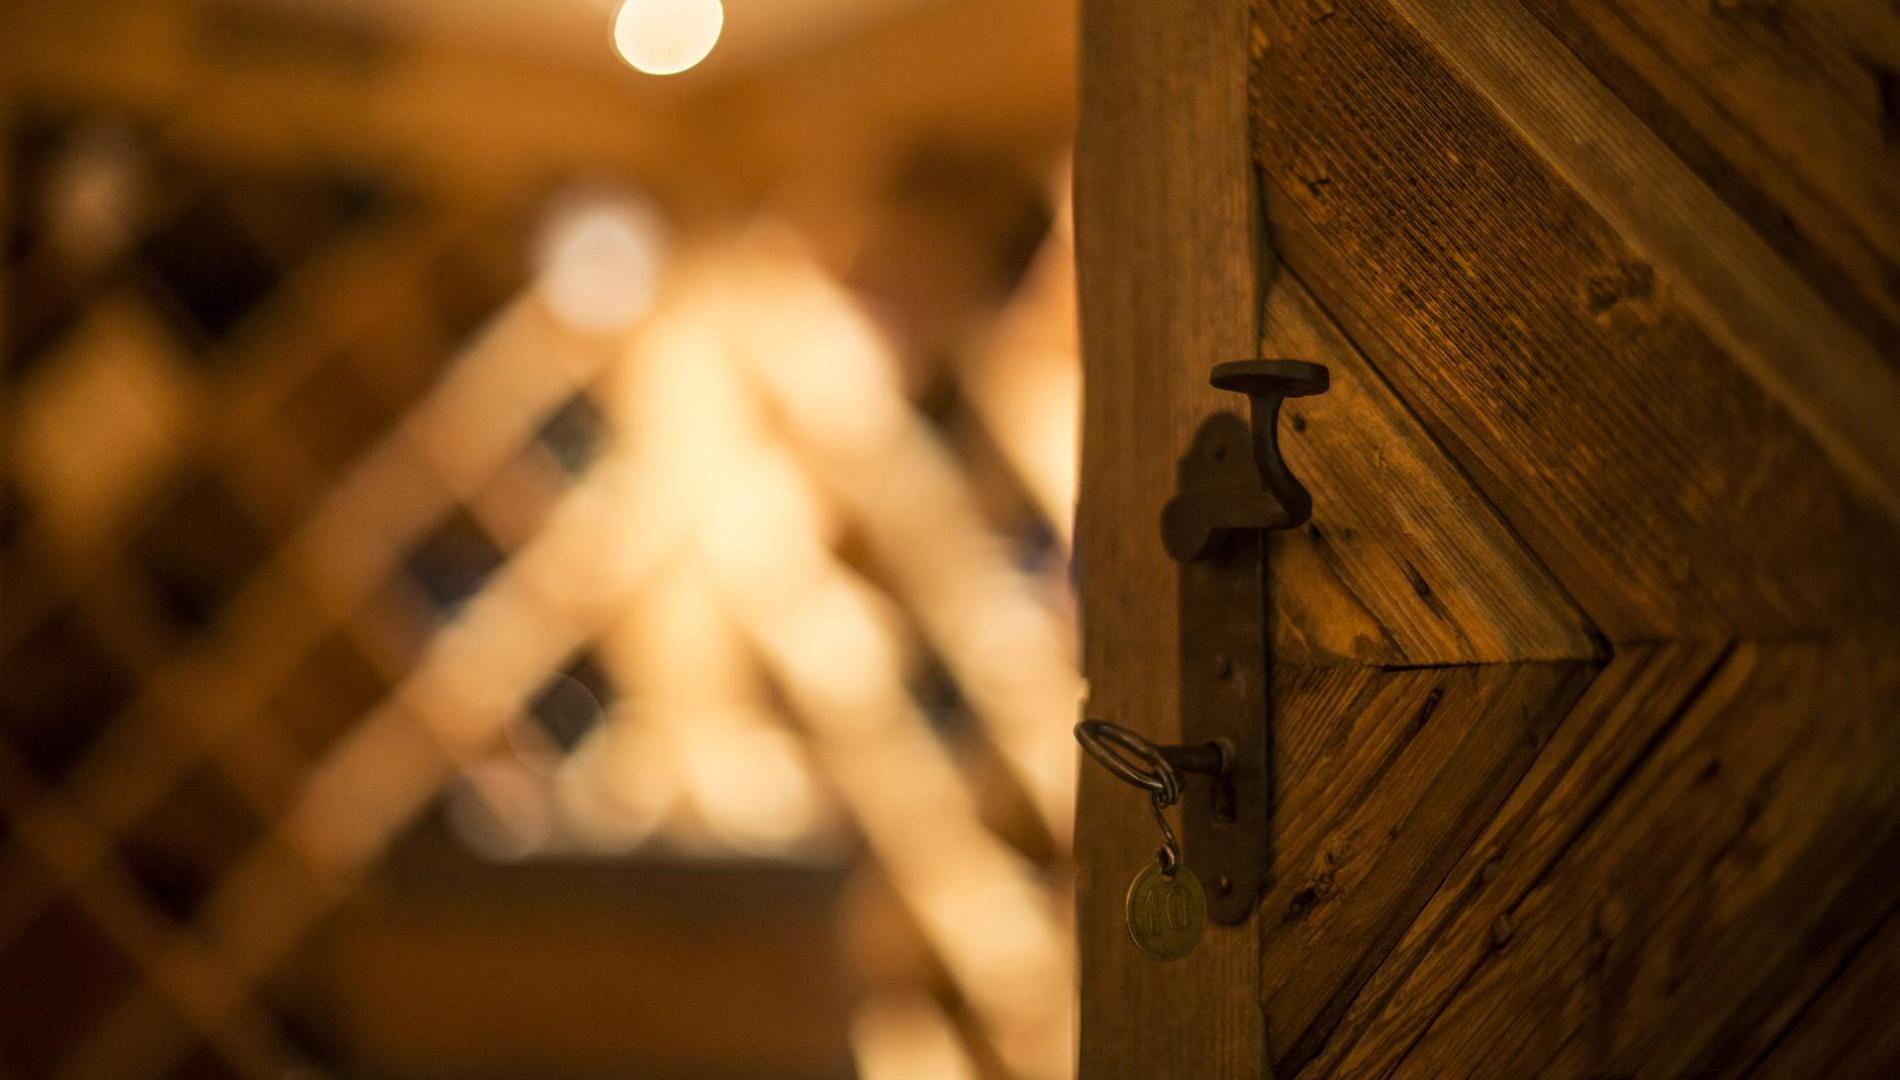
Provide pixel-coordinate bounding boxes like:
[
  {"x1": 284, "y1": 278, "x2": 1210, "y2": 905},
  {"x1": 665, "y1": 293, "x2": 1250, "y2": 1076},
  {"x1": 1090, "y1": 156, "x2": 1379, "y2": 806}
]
[{"x1": 1125, "y1": 863, "x2": 1206, "y2": 961}]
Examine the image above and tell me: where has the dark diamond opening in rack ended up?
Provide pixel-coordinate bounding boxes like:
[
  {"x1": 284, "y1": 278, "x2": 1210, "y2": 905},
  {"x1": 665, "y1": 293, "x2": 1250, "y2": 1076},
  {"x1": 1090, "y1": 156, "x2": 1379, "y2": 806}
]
[{"x1": 405, "y1": 506, "x2": 507, "y2": 615}]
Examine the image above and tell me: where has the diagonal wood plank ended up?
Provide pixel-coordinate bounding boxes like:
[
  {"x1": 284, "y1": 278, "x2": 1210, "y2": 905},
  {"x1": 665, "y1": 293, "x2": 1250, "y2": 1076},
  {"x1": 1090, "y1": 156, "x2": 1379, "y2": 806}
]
[
  {"x1": 1518, "y1": 0, "x2": 1900, "y2": 357},
  {"x1": 1257, "y1": 658, "x2": 1599, "y2": 1077},
  {"x1": 1250, "y1": 0, "x2": 1900, "y2": 642},
  {"x1": 1385, "y1": 639, "x2": 1900, "y2": 1079},
  {"x1": 1745, "y1": 902, "x2": 1900, "y2": 1079},
  {"x1": 1302, "y1": 640, "x2": 1732, "y2": 1079},
  {"x1": 1380, "y1": 0, "x2": 1900, "y2": 519},
  {"x1": 1263, "y1": 279, "x2": 1598, "y2": 667}
]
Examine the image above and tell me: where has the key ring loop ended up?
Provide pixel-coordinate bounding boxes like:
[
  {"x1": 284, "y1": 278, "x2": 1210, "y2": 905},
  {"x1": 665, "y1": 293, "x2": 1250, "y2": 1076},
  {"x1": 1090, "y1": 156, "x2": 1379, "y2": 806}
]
[
  {"x1": 1075, "y1": 720, "x2": 1183, "y2": 807},
  {"x1": 1150, "y1": 791, "x2": 1181, "y2": 877}
]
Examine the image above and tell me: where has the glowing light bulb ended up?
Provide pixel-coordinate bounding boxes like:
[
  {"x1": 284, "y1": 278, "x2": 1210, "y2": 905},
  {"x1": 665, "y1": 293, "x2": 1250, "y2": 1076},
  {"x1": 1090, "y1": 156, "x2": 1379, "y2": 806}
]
[{"x1": 612, "y1": 0, "x2": 724, "y2": 76}]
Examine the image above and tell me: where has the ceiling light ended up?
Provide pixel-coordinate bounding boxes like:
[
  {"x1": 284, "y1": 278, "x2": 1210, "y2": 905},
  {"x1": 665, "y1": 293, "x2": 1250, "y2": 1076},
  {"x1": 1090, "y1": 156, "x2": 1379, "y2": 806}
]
[{"x1": 612, "y1": 0, "x2": 724, "y2": 76}]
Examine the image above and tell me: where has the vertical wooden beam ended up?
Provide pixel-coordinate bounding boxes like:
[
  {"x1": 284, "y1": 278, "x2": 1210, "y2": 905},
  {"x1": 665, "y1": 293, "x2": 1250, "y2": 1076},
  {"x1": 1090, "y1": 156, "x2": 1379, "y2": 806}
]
[{"x1": 1074, "y1": 0, "x2": 1265, "y2": 1074}]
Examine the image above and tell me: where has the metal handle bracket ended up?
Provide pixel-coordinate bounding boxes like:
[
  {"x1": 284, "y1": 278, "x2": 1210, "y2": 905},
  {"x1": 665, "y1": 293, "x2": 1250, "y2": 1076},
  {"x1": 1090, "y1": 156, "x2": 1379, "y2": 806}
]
[{"x1": 1137, "y1": 358, "x2": 1327, "y2": 925}]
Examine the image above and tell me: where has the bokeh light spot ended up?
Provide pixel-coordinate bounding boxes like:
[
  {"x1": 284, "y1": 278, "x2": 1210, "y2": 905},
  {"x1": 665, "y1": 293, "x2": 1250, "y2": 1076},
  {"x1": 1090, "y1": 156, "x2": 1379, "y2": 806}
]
[
  {"x1": 612, "y1": 0, "x2": 724, "y2": 76},
  {"x1": 534, "y1": 190, "x2": 668, "y2": 334}
]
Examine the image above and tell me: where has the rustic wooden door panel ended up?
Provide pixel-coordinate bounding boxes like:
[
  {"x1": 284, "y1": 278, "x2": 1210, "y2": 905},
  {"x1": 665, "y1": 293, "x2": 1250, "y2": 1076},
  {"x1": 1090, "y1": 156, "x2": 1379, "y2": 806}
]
[
  {"x1": 1299, "y1": 640, "x2": 1736, "y2": 1079},
  {"x1": 1262, "y1": 281, "x2": 1598, "y2": 667},
  {"x1": 1389, "y1": 640, "x2": 1900, "y2": 1079},
  {"x1": 1747, "y1": 905, "x2": 1900, "y2": 1079},
  {"x1": 1258, "y1": 661, "x2": 1597, "y2": 1074},
  {"x1": 1251, "y1": 0, "x2": 1900, "y2": 643},
  {"x1": 1517, "y1": 0, "x2": 1900, "y2": 356},
  {"x1": 1379, "y1": 0, "x2": 1900, "y2": 541},
  {"x1": 1078, "y1": 0, "x2": 1900, "y2": 1075}
]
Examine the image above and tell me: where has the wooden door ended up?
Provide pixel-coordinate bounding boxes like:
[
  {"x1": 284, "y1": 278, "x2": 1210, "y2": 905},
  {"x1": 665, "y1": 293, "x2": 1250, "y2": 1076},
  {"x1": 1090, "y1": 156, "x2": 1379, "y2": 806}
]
[{"x1": 1073, "y1": 1, "x2": 1900, "y2": 1076}]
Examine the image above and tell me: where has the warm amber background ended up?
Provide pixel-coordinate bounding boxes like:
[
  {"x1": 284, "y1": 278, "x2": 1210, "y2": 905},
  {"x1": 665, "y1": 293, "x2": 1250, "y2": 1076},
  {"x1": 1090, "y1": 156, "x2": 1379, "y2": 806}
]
[{"x1": 1, "y1": 2, "x2": 1077, "y2": 1076}]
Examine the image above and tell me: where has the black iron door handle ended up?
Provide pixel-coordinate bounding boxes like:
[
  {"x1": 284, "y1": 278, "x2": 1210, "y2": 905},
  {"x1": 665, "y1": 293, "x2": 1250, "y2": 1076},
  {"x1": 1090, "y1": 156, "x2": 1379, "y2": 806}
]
[
  {"x1": 1079, "y1": 358, "x2": 1329, "y2": 926},
  {"x1": 1161, "y1": 360, "x2": 1329, "y2": 561}
]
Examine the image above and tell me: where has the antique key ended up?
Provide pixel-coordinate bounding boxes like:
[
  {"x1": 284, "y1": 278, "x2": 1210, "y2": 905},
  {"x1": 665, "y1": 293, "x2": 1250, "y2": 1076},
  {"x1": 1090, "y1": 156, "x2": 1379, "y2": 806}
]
[{"x1": 1076, "y1": 720, "x2": 1223, "y2": 961}]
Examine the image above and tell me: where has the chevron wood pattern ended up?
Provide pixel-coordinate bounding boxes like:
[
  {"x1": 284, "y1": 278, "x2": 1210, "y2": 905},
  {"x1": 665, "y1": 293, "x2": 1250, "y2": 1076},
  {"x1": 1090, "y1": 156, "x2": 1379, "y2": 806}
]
[{"x1": 1076, "y1": 0, "x2": 1900, "y2": 1075}]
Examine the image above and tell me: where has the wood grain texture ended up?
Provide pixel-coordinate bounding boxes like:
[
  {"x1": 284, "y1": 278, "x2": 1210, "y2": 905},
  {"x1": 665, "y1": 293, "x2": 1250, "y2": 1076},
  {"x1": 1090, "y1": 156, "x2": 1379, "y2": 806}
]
[
  {"x1": 1302, "y1": 641, "x2": 1733, "y2": 1079},
  {"x1": 1519, "y1": 0, "x2": 1900, "y2": 358},
  {"x1": 1073, "y1": 0, "x2": 1266, "y2": 1074},
  {"x1": 1380, "y1": 0, "x2": 1900, "y2": 536},
  {"x1": 1250, "y1": 0, "x2": 1900, "y2": 642},
  {"x1": 1390, "y1": 640, "x2": 1900, "y2": 1079},
  {"x1": 1256, "y1": 659, "x2": 1598, "y2": 1077},
  {"x1": 1262, "y1": 281, "x2": 1598, "y2": 666},
  {"x1": 1241, "y1": 2, "x2": 1900, "y2": 1066},
  {"x1": 1747, "y1": 903, "x2": 1900, "y2": 1079},
  {"x1": 1079, "y1": 2, "x2": 1900, "y2": 1076}
]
